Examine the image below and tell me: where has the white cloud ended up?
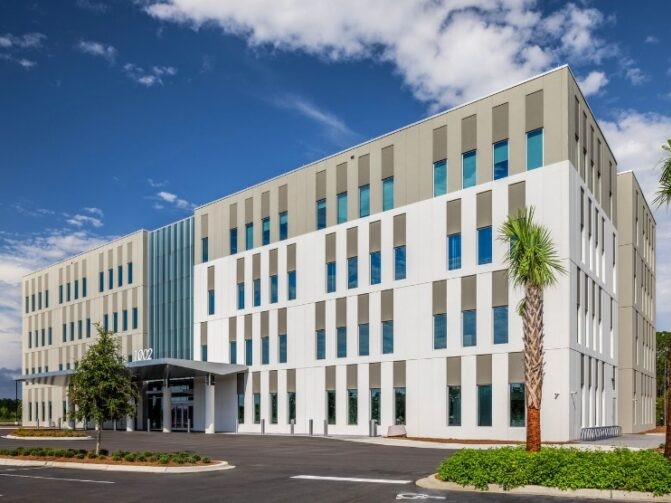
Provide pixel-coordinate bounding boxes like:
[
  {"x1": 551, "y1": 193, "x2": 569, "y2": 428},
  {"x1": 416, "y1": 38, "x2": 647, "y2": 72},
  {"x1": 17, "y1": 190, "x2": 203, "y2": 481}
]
[
  {"x1": 123, "y1": 63, "x2": 177, "y2": 87},
  {"x1": 156, "y1": 191, "x2": 195, "y2": 210},
  {"x1": 83, "y1": 207, "x2": 104, "y2": 217},
  {"x1": 0, "y1": 33, "x2": 45, "y2": 49},
  {"x1": 76, "y1": 0, "x2": 110, "y2": 14},
  {"x1": 0, "y1": 53, "x2": 36, "y2": 70},
  {"x1": 578, "y1": 71, "x2": 609, "y2": 97},
  {"x1": 645, "y1": 35, "x2": 658, "y2": 44},
  {"x1": 147, "y1": 178, "x2": 168, "y2": 188},
  {"x1": 76, "y1": 40, "x2": 117, "y2": 64},
  {"x1": 65, "y1": 214, "x2": 103, "y2": 228}
]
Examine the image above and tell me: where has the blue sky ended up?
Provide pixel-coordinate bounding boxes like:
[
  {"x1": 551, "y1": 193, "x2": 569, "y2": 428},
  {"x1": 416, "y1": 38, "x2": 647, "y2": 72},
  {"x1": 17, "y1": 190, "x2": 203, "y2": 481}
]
[{"x1": 0, "y1": 0, "x2": 670, "y2": 388}]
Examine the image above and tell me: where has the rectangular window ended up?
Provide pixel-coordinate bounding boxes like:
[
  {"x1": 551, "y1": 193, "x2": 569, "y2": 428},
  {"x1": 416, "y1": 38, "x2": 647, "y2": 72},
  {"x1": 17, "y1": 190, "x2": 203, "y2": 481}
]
[
  {"x1": 61, "y1": 324, "x2": 66, "y2": 342},
  {"x1": 337, "y1": 192, "x2": 348, "y2": 224},
  {"x1": 201, "y1": 345, "x2": 208, "y2": 362},
  {"x1": 287, "y1": 391, "x2": 296, "y2": 423},
  {"x1": 208, "y1": 289, "x2": 215, "y2": 315},
  {"x1": 98, "y1": 272, "x2": 103, "y2": 293},
  {"x1": 74, "y1": 280, "x2": 79, "y2": 300},
  {"x1": 347, "y1": 257, "x2": 358, "y2": 289},
  {"x1": 462, "y1": 310, "x2": 477, "y2": 347},
  {"x1": 28, "y1": 331, "x2": 32, "y2": 349},
  {"x1": 261, "y1": 336, "x2": 269, "y2": 365},
  {"x1": 230, "y1": 228, "x2": 238, "y2": 254},
  {"x1": 103, "y1": 314, "x2": 109, "y2": 332},
  {"x1": 45, "y1": 290, "x2": 49, "y2": 308},
  {"x1": 245, "y1": 339, "x2": 253, "y2": 366},
  {"x1": 434, "y1": 313, "x2": 447, "y2": 349},
  {"x1": 201, "y1": 237, "x2": 209, "y2": 262},
  {"x1": 370, "y1": 388, "x2": 381, "y2": 423},
  {"x1": 262, "y1": 217, "x2": 270, "y2": 245},
  {"x1": 394, "y1": 245, "x2": 406, "y2": 280},
  {"x1": 113, "y1": 312, "x2": 118, "y2": 333},
  {"x1": 254, "y1": 393, "x2": 261, "y2": 424},
  {"x1": 527, "y1": 128, "x2": 543, "y2": 170},
  {"x1": 382, "y1": 320, "x2": 394, "y2": 354},
  {"x1": 493, "y1": 306, "x2": 509, "y2": 344},
  {"x1": 127, "y1": 262, "x2": 133, "y2": 284},
  {"x1": 82, "y1": 278, "x2": 87, "y2": 297},
  {"x1": 348, "y1": 389, "x2": 358, "y2": 425},
  {"x1": 122, "y1": 309, "x2": 128, "y2": 331},
  {"x1": 66, "y1": 283, "x2": 71, "y2": 302},
  {"x1": 245, "y1": 223, "x2": 253, "y2": 250},
  {"x1": 48, "y1": 327, "x2": 52, "y2": 345},
  {"x1": 327, "y1": 390, "x2": 336, "y2": 425},
  {"x1": 370, "y1": 251, "x2": 381, "y2": 285},
  {"x1": 87, "y1": 318, "x2": 91, "y2": 337},
  {"x1": 493, "y1": 140, "x2": 509, "y2": 180},
  {"x1": 358, "y1": 323, "x2": 369, "y2": 356},
  {"x1": 448, "y1": 233, "x2": 462, "y2": 270},
  {"x1": 326, "y1": 262, "x2": 336, "y2": 293},
  {"x1": 117, "y1": 265, "x2": 123, "y2": 287},
  {"x1": 359, "y1": 185, "x2": 370, "y2": 217},
  {"x1": 477, "y1": 226, "x2": 493, "y2": 265},
  {"x1": 394, "y1": 387, "x2": 406, "y2": 425},
  {"x1": 229, "y1": 341, "x2": 237, "y2": 364},
  {"x1": 287, "y1": 271, "x2": 297, "y2": 300},
  {"x1": 433, "y1": 159, "x2": 447, "y2": 196},
  {"x1": 316, "y1": 199, "x2": 327, "y2": 230},
  {"x1": 337, "y1": 326, "x2": 347, "y2": 358},
  {"x1": 270, "y1": 275, "x2": 278, "y2": 304},
  {"x1": 237, "y1": 282, "x2": 245, "y2": 309},
  {"x1": 278, "y1": 334, "x2": 287, "y2": 363},
  {"x1": 510, "y1": 383, "x2": 525, "y2": 427},
  {"x1": 238, "y1": 393, "x2": 245, "y2": 424},
  {"x1": 132, "y1": 308, "x2": 138, "y2": 330},
  {"x1": 448, "y1": 386, "x2": 461, "y2": 426},
  {"x1": 279, "y1": 212, "x2": 288, "y2": 240},
  {"x1": 382, "y1": 177, "x2": 394, "y2": 211},
  {"x1": 253, "y1": 279, "x2": 261, "y2": 307},
  {"x1": 270, "y1": 393, "x2": 278, "y2": 424},
  {"x1": 478, "y1": 384, "x2": 492, "y2": 426},
  {"x1": 59, "y1": 285, "x2": 64, "y2": 303},
  {"x1": 462, "y1": 150, "x2": 477, "y2": 188},
  {"x1": 315, "y1": 329, "x2": 326, "y2": 360},
  {"x1": 108, "y1": 268, "x2": 113, "y2": 290}
]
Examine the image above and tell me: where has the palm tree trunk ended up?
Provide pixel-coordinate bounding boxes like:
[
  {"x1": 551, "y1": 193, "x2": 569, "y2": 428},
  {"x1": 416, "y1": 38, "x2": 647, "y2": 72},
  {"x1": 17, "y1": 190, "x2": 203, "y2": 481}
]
[
  {"x1": 665, "y1": 345, "x2": 671, "y2": 458},
  {"x1": 524, "y1": 284, "x2": 544, "y2": 452}
]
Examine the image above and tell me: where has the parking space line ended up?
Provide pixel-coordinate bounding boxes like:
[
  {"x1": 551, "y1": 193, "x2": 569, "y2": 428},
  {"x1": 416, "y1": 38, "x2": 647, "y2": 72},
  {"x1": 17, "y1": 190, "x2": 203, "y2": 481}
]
[
  {"x1": 0, "y1": 473, "x2": 115, "y2": 484},
  {"x1": 291, "y1": 475, "x2": 411, "y2": 484}
]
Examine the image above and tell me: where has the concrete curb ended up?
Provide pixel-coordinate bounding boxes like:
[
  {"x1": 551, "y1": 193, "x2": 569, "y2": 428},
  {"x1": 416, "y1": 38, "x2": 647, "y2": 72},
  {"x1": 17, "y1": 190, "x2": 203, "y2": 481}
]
[
  {"x1": 0, "y1": 457, "x2": 234, "y2": 473},
  {"x1": 2, "y1": 435, "x2": 92, "y2": 441},
  {"x1": 416, "y1": 475, "x2": 671, "y2": 502}
]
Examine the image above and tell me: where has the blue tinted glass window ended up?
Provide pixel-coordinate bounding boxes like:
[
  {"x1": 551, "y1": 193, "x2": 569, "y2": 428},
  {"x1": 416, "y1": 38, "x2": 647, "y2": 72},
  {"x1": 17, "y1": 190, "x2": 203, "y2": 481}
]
[
  {"x1": 493, "y1": 140, "x2": 509, "y2": 180},
  {"x1": 316, "y1": 329, "x2": 326, "y2": 360},
  {"x1": 370, "y1": 251, "x2": 381, "y2": 285},
  {"x1": 462, "y1": 150, "x2": 477, "y2": 188},
  {"x1": 347, "y1": 256, "x2": 358, "y2": 289},
  {"x1": 66, "y1": 283, "x2": 70, "y2": 302},
  {"x1": 62, "y1": 323, "x2": 66, "y2": 342},
  {"x1": 278, "y1": 334, "x2": 287, "y2": 363},
  {"x1": 493, "y1": 306, "x2": 509, "y2": 344},
  {"x1": 122, "y1": 310, "x2": 128, "y2": 331},
  {"x1": 245, "y1": 223, "x2": 253, "y2": 250},
  {"x1": 262, "y1": 218, "x2": 270, "y2": 245},
  {"x1": 358, "y1": 324, "x2": 369, "y2": 356},
  {"x1": 477, "y1": 226, "x2": 492, "y2": 265},
  {"x1": 81, "y1": 279, "x2": 86, "y2": 297},
  {"x1": 208, "y1": 289, "x2": 215, "y2": 315},
  {"x1": 108, "y1": 268, "x2": 113, "y2": 289},
  {"x1": 288, "y1": 271, "x2": 296, "y2": 300},
  {"x1": 230, "y1": 341, "x2": 237, "y2": 364},
  {"x1": 262, "y1": 336, "x2": 269, "y2": 364},
  {"x1": 118, "y1": 265, "x2": 123, "y2": 287},
  {"x1": 434, "y1": 313, "x2": 447, "y2": 349},
  {"x1": 382, "y1": 177, "x2": 394, "y2": 211},
  {"x1": 478, "y1": 384, "x2": 492, "y2": 426},
  {"x1": 270, "y1": 274, "x2": 278, "y2": 303},
  {"x1": 201, "y1": 345, "x2": 208, "y2": 362},
  {"x1": 434, "y1": 159, "x2": 447, "y2": 196},
  {"x1": 74, "y1": 280, "x2": 79, "y2": 300},
  {"x1": 337, "y1": 326, "x2": 347, "y2": 358},
  {"x1": 394, "y1": 245, "x2": 406, "y2": 280},
  {"x1": 448, "y1": 386, "x2": 461, "y2": 426},
  {"x1": 337, "y1": 192, "x2": 348, "y2": 224},
  {"x1": 127, "y1": 262, "x2": 133, "y2": 284},
  {"x1": 253, "y1": 279, "x2": 261, "y2": 306},
  {"x1": 230, "y1": 228, "x2": 238, "y2": 254},
  {"x1": 112, "y1": 313, "x2": 118, "y2": 333},
  {"x1": 359, "y1": 185, "x2": 370, "y2": 217},
  {"x1": 462, "y1": 310, "x2": 477, "y2": 347},
  {"x1": 326, "y1": 261, "x2": 336, "y2": 293},
  {"x1": 98, "y1": 272, "x2": 103, "y2": 293},
  {"x1": 448, "y1": 233, "x2": 461, "y2": 270},
  {"x1": 527, "y1": 128, "x2": 543, "y2": 170},
  {"x1": 132, "y1": 308, "x2": 138, "y2": 329},
  {"x1": 237, "y1": 282, "x2": 245, "y2": 310},
  {"x1": 382, "y1": 320, "x2": 394, "y2": 354},
  {"x1": 316, "y1": 199, "x2": 327, "y2": 230},
  {"x1": 202, "y1": 237, "x2": 209, "y2": 262},
  {"x1": 279, "y1": 212, "x2": 288, "y2": 240},
  {"x1": 245, "y1": 339, "x2": 253, "y2": 366}
]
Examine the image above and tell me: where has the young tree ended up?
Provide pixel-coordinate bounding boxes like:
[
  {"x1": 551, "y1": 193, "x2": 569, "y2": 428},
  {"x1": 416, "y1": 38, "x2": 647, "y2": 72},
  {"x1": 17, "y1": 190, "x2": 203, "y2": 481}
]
[
  {"x1": 68, "y1": 324, "x2": 137, "y2": 454},
  {"x1": 654, "y1": 138, "x2": 671, "y2": 458},
  {"x1": 499, "y1": 207, "x2": 564, "y2": 452}
]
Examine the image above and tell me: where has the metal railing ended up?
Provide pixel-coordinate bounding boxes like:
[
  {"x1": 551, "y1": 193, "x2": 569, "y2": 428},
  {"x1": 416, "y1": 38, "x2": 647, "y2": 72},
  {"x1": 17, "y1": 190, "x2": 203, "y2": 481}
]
[{"x1": 580, "y1": 425, "x2": 622, "y2": 441}]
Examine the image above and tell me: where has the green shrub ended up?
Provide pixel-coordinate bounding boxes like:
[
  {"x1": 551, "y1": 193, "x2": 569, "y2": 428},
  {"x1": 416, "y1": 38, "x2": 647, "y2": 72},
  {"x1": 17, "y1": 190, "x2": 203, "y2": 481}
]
[
  {"x1": 437, "y1": 447, "x2": 671, "y2": 496},
  {"x1": 159, "y1": 455, "x2": 169, "y2": 465},
  {"x1": 0, "y1": 447, "x2": 209, "y2": 466},
  {"x1": 202, "y1": 456, "x2": 210, "y2": 464},
  {"x1": 124, "y1": 453, "x2": 136, "y2": 462},
  {"x1": 75, "y1": 452, "x2": 85, "y2": 459}
]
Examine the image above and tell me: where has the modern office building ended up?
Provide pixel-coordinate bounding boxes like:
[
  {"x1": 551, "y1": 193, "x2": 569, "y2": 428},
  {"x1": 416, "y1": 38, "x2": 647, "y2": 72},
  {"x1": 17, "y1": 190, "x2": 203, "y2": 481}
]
[{"x1": 19, "y1": 65, "x2": 656, "y2": 441}]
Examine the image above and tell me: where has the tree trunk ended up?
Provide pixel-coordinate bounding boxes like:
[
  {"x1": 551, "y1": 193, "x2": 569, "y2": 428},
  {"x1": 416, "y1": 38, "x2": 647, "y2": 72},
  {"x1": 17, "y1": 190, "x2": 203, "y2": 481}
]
[
  {"x1": 665, "y1": 345, "x2": 671, "y2": 458},
  {"x1": 523, "y1": 284, "x2": 544, "y2": 452},
  {"x1": 96, "y1": 423, "x2": 102, "y2": 455}
]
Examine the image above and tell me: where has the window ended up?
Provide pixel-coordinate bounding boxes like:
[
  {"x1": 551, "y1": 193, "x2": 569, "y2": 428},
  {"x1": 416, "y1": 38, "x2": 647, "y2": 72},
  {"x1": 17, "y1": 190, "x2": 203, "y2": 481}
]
[
  {"x1": 262, "y1": 217, "x2": 270, "y2": 245},
  {"x1": 359, "y1": 185, "x2": 370, "y2": 217},
  {"x1": 74, "y1": 280, "x2": 79, "y2": 300},
  {"x1": 132, "y1": 308, "x2": 138, "y2": 330},
  {"x1": 201, "y1": 345, "x2": 208, "y2": 362},
  {"x1": 98, "y1": 272, "x2": 103, "y2": 293},
  {"x1": 527, "y1": 128, "x2": 543, "y2": 170},
  {"x1": 394, "y1": 245, "x2": 406, "y2": 280},
  {"x1": 113, "y1": 312, "x2": 118, "y2": 333},
  {"x1": 108, "y1": 268, "x2": 113, "y2": 290},
  {"x1": 287, "y1": 271, "x2": 297, "y2": 300},
  {"x1": 382, "y1": 177, "x2": 394, "y2": 211},
  {"x1": 230, "y1": 228, "x2": 238, "y2": 254},
  {"x1": 434, "y1": 159, "x2": 447, "y2": 196},
  {"x1": 477, "y1": 226, "x2": 492, "y2": 264},
  {"x1": 253, "y1": 279, "x2": 261, "y2": 307},
  {"x1": 493, "y1": 306, "x2": 509, "y2": 344},
  {"x1": 327, "y1": 390, "x2": 336, "y2": 425},
  {"x1": 382, "y1": 320, "x2": 394, "y2": 354},
  {"x1": 315, "y1": 329, "x2": 326, "y2": 360},
  {"x1": 278, "y1": 334, "x2": 287, "y2": 363},
  {"x1": 60, "y1": 284, "x2": 64, "y2": 303},
  {"x1": 66, "y1": 283, "x2": 71, "y2": 302},
  {"x1": 229, "y1": 341, "x2": 237, "y2": 364},
  {"x1": 62, "y1": 323, "x2": 66, "y2": 342},
  {"x1": 270, "y1": 275, "x2": 278, "y2": 304},
  {"x1": 245, "y1": 339, "x2": 253, "y2": 366},
  {"x1": 358, "y1": 324, "x2": 369, "y2": 356},
  {"x1": 348, "y1": 389, "x2": 358, "y2": 425},
  {"x1": 394, "y1": 387, "x2": 406, "y2": 425},
  {"x1": 510, "y1": 383, "x2": 525, "y2": 426},
  {"x1": 434, "y1": 313, "x2": 447, "y2": 349},
  {"x1": 82, "y1": 278, "x2": 87, "y2": 297},
  {"x1": 448, "y1": 233, "x2": 461, "y2": 270},
  {"x1": 122, "y1": 310, "x2": 128, "y2": 331},
  {"x1": 370, "y1": 388, "x2": 381, "y2": 423},
  {"x1": 288, "y1": 391, "x2": 296, "y2": 423},
  {"x1": 270, "y1": 393, "x2": 278, "y2": 424},
  {"x1": 238, "y1": 393, "x2": 245, "y2": 424},
  {"x1": 279, "y1": 212, "x2": 288, "y2": 240},
  {"x1": 326, "y1": 262, "x2": 336, "y2": 293},
  {"x1": 337, "y1": 326, "x2": 347, "y2": 358},
  {"x1": 28, "y1": 331, "x2": 31, "y2": 349},
  {"x1": 45, "y1": 290, "x2": 49, "y2": 308},
  {"x1": 316, "y1": 199, "x2": 327, "y2": 230},
  {"x1": 462, "y1": 310, "x2": 477, "y2": 347},
  {"x1": 347, "y1": 257, "x2": 358, "y2": 289},
  {"x1": 462, "y1": 150, "x2": 477, "y2": 188},
  {"x1": 245, "y1": 223, "x2": 253, "y2": 250},
  {"x1": 370, "y1": 251, "x2": 381, "y2": 285},
  {"x1": 448, "y1": 386, "x2": 461, "y2": 426},
  {"x1": 118, "y1": 265, "x2": 123, "y2": 287},
  {"x1": 253, "y1": 393, "x2": 261, "y2": 424},
  {"x1": 337, "y1": 192, "x2": 348, "y2": 224},
  {"x1": 102, "y1": 314, "x2": 109, "y2": 332},
  {"x1": 478, "y1": 384, "x2": 492, "y2": 426},
  {"x1": 86, "y1": 319, "x2": 91, "y2": 338},
  {"x1": 127, "y1": 262, "x2": 133, "y2": 284},
  {"x1": 237, "y1": 282, "x2": 245, "y2": 309},
  {"x1": 261, "y1": 336, "x2": 269, "y2": 365},
  {"x1": 208, "y1": 289, "x2": 215, "y2": 315},
  {"x1": 493, "y1": 140, "x2": 509, "y2": 180},
  {"x1": 48, "y1": 327, "x2": 52, "y2": 345}
]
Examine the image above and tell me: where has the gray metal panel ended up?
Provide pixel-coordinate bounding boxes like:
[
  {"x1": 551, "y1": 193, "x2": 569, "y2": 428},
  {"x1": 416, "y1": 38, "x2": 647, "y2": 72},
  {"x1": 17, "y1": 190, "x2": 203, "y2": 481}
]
[
  {"x1": 347, "y1": 364, "x2": 357, "y2": 388},
  {"x1": 369, "y1": 221, "x2": 381, "y2": 252},
  {"x1": 269, "y1": 370, "x2": 278, "y2": 392},
  {"x1": 237, "y1": 258, "x2": 245, "y2": 283},
  {"x1": 261, "y1": 310, "x2": 269, "y2": 337},
  {"x1": 381, "y1": 289, "x2": 394, "y2": 321},
  {"x1": 393, "y1": 213, "x2": 406, "y2": 247},
  {"x1": 278, "y1": 308, "x2": 287, "y2": 334},
  {"x1": 287, "y1": 368, "x2": 296, "y2": 392},
  {"x1": 245, "y1": 197, "x2": 254, "y2": 223},
  {"x1": 207, "y1": 266, "x2": 214, "y2": 290},
  {"x1": 325, "y1": 233, "x2": 336, "y2": 263},
  {"x1": 252, "y1": 371, "x2": 260, "y2": 393},
  {"x1": 446, "y1": 357, "x2": 461, "y2": 385},
  {"x1": 346, "y1": 227, "x2": 358, "y2": 258},
  {"x1": 269, "y1": 248, "x2": 278, "y2": 276},
  {"x1": 244, "y1": 314, "x2": 252, "y2": 340},
  {"x1": 476, "y1": 191, "x2": 492, "y2": 228},
  {"x1": 200, "y1": 322, "x2": 208, "y2": 346},
  {"x1": 358, "y1": 294, "x2": 369, "y2": 324},
  {"x1": 525, "y1": 90, "x2": 544, "y2": 132},
  {"x1": 381, "y1": 145, "x2": 394, "y2": 180},
  {"x1": 432, "y1": 125, "x2": 447, "y2": 163},
  {"x1": 492, "y1": 102, "x2": 509, "y2": 143},
  {"x1": 508, "y1": 182, "x2": 526, "y2": 216},
  {"x1": 315, "y1": 301, "x2": 325, "y2": 330},
  {"x1": 278, "y1": 184, "x2": 288, "y2": 213},
  {"x1": 287, "y1": 243, "x2": 296, "y2": 271},
  {"x1": 508, "y1": 352, "x2": 525, "y2": 383},
  {"x1": 229, "y1": 317, "x2": 237, "y2": 341},
  {"x1": 393, "y1": 360, "x2": 406, "y2": 387},
  {"x1": 316, "y1": 170, "x2": 327, "y2": 200},
  {"x1": 369, "y1": 362, "x2": 381, "y2": 388},
  {"x1": 492, "y1": 270, "x2": 508, "y2": 307},
  {"x1": 461, "y1": 275, "x2": 476, "y2": 311},
  {"x1": 261, "y1": 190, "x2": 270, "y2": 219},
  {"x1": 476, "y1": 354, "x2": 492, "y2": 384},
  {"x1": 200, "y1": 213, "x2": 209, "y2": 238},
  {"x1": 358, "y1": 154, "x2": 370, "y2": 186},
  {"x1": 325, "y1": 365, "x2": 336, "y2": 390},
  {"x1": 461, "y1": 114, "x2": 477, "y2": 153},
  {"x1": 252, "y1": 253, "x2": 261, "y2": 280},
  {"x1": 432, "y1": 280, "x2": 447, "y2": 315},
  {"x1": 336, "y1": 162, "x2": 348, "y2": 194},
  {"x1": 229, "y1": 203, "x2": 237, "y2": 228},
  {"x1": 446, "y1": 199, "x2": 461, "y2": 235},
  {"x1": 336, "y1": 297, "x2": 347, "y2": 327}
]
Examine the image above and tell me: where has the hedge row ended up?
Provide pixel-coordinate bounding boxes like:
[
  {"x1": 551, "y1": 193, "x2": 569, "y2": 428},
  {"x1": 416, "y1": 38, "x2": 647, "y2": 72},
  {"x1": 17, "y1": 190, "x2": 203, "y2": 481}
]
[
  {"x1": 11, "y1": 429, "x2": 87, "y2": 437},
  {"x1": 0, "y1": 447, "x2": 210, "y2": 465}
]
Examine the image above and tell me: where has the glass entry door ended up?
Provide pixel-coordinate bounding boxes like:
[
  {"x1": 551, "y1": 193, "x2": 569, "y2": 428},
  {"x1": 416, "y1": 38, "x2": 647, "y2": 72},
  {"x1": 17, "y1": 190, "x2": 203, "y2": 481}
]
[{"x1": 171, "y1": 404, "x2": 193, "y2": 431}]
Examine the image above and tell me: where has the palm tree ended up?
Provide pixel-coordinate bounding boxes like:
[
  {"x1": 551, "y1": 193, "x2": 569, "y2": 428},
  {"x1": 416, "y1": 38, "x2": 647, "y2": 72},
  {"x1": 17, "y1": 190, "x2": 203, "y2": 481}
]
[
  {"x1": 499, "y1": 206, "x2": 565, "y2": 452},
  {"x1": 654, "y1": 139, "x2": 671, "y2": 459}
]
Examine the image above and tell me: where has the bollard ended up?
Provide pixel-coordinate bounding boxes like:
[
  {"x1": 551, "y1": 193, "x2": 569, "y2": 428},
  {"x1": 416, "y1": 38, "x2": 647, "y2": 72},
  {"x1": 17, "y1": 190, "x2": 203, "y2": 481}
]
[
  {"x1": 369, "y1": 419, "x2": 378, "y2": 437},
  {"x1": 261, "y1": 418, "x2": 266, "y2": 435},
  {"x1": 187, "y1": 418, "x2": 191, "y2": 434},
  {"x1": 309, "y1": 419, "x2": 313, "y2": 436},
  {"x1": 113, "y1": 419, "x2": 117, "y2": 431},
  {"x1": 290, "y1": 419, "x2": 295, "y2": 435},
  {"x1": 36, "y1": 418, "x2": 40, "y2": 430},
  {"x1": 58, "y1": 418, "x2": 62, "y2": 429},
  {"x1": 324, "y1": 419, "x2": 328, "y2": 436}
]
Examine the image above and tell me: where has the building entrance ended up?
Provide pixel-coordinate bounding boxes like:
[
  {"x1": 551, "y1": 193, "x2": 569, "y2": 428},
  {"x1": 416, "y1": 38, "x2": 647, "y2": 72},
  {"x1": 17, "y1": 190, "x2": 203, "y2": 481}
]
[{"x1": 144, "y1": 378, "x2": 194, "y2": 431}]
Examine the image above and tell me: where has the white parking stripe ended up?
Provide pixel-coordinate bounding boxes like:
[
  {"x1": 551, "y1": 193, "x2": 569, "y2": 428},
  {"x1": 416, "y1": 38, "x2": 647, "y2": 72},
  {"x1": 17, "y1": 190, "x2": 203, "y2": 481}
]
[
  {"x1": 291, "y1": 475, "x2": 411, "y2": 484},
  {"x1": 0, "y1": 473, "x2": 114, "y2": 484}
]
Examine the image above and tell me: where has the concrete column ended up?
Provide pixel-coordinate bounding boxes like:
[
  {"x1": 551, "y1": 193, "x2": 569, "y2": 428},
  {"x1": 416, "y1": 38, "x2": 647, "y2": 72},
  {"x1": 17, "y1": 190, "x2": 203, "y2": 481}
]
[
  {"x1": 162, "y1": 379, "x2": 172, "y2": 433},
  {"x1": 204, "y1": 375, "x2": 215, "y2": 434}
]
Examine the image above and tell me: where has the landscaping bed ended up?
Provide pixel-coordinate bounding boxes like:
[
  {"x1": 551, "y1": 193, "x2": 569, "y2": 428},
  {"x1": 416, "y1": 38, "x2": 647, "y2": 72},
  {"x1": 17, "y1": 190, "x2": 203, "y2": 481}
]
[
  {"x1": 10, "y1": 428, "x2": 88, "y2": 438},
  {"x1": 0, "y1": 447, "x2": 212, "y2": 466},
  {"x1": 437, "y1": 447, "x2": 671, "y2": 496}
]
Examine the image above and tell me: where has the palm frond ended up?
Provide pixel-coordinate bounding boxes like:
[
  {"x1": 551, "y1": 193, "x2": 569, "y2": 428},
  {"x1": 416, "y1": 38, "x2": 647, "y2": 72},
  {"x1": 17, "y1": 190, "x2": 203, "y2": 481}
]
[{"x1": 654, "y1": 139, "x2": 671, "y2": 207}]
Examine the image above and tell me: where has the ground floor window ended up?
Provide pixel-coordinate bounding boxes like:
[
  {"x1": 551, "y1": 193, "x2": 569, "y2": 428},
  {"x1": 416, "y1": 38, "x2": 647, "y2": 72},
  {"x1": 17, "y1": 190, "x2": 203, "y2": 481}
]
[
  {"x1": 370, "y1": 388, "x2": 381, "y2": 423},
  {"x1": 510, "y1": 383, "x2": 525, "y2": 427},
  {"x1": 448, "y1": 386, "x2": 461, "y2": 426},
  {"x1": 348, "y1": 389, "x2": 358, "y2": 425},
  {"x1": 270, "y1": 393, "x2": 278, "y2": 424},
  {"x1": 394, "y1": 387, "x2": 406, "y2": 425},
  {"x1": 237, "y1": 393, "x2": 244, "y2": 424},
  {"x1": 327, "y1": 390, "x2": 336, "y2": 425},
  {"x1": 253, "y1": 393, "x2": 261, "y2": 424},
  {"x1": 288, "y1": 392, "x2": 296, "y2": 423},
  {"x1": 478, "y1": 384, "x2": 492, "y2": 426}
]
